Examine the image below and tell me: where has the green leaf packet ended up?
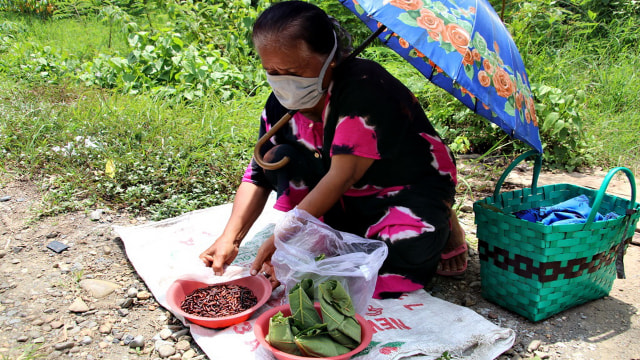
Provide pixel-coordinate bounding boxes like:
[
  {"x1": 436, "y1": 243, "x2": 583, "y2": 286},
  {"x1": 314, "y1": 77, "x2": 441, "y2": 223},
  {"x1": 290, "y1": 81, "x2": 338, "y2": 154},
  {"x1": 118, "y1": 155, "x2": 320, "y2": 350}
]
[
  {"x1": 288, "y1": 278, "x2": 323, "y2": 329},
  {"x1": 318, "y1": 280, "x2": 362, "y2": 349},
  {"x1": 293, "y1": 323, "x2": 352, "y2": 357},
  {"x1": 266, "y1": 311, "x2": 302, "y2": 355}
]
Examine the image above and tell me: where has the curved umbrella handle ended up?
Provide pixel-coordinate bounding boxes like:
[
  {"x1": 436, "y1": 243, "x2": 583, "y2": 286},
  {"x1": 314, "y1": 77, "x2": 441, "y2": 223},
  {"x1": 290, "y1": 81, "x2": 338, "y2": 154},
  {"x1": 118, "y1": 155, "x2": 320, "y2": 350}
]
[{"x1": 253, "y1": 110, "x2": 297, "y2": 170}]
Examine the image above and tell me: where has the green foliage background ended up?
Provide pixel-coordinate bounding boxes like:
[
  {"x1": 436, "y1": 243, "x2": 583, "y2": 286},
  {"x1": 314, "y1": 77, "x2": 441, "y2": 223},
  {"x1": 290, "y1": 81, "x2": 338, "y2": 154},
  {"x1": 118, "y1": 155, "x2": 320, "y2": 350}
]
[{"x1": 0, "y1": 0, "x2": 639, "y2": 219}]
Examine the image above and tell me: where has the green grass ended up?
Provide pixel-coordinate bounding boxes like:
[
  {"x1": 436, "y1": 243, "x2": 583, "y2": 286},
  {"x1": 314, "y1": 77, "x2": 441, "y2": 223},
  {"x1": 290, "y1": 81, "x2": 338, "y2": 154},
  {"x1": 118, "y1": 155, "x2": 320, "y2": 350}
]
[
  {"x1": 0, "y1": 78, "x2": 266, "y2": 219},
  {"x1": 2, "y1": 11, "x2": 129, "y2": 57},
  {"x1": 522, "y1": 35, "x2": 640, "y2": 174}
]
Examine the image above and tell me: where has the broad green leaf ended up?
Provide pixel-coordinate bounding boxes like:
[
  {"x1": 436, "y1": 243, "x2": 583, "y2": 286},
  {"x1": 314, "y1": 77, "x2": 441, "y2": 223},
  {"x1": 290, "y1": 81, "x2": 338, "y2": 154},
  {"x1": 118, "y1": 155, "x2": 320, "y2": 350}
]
[
  {"x1": 266, "y1": 312, "x2": 301, "y2": 355},
  {"x1": 288, "y1": 279, "x2": 322, "y2": 329},
  {"x1": 294, "y1": 324, "x2": 351, "y2": 357},
  {"x1": 318, "y1": 280, "x2": 361, "y2": 349}
]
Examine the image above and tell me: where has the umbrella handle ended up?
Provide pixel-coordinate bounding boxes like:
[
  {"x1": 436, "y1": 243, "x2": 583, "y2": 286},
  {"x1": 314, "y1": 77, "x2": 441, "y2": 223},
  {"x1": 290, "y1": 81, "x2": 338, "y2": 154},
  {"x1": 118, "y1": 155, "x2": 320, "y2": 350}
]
[
  {"x1": 343, "y1": 25, "x2": 387, "y2": 63},
  {"x1": 253, "y1": 110, "x2": 297, "y2": 170}
]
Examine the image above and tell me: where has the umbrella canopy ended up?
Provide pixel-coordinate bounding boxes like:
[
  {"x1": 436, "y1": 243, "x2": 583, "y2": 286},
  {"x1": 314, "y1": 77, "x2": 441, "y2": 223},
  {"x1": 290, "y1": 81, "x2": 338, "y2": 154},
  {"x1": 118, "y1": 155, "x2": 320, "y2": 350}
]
[{"x1": 339, "y1": 0, "x2": 543, "y2": 153}]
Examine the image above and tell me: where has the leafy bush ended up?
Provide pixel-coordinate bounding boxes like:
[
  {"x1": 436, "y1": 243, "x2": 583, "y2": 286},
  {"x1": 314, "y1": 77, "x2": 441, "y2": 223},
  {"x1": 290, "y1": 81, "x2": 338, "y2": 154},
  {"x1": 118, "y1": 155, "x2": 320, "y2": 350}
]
[
  {"x1": 532, "y1": 83, "x2": 593, "y2": 170},
  {"x1": 78, "y1": 29, "x2": 249, "y2": 101},
  {"x1": 20, "y1": 44, "x2": 80, "y2": 82}
]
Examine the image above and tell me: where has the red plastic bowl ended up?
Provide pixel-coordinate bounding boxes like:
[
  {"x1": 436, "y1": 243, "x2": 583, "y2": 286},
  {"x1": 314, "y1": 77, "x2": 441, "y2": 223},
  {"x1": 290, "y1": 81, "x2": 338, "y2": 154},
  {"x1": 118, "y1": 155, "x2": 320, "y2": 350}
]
[
  {"x1": 166, "y1": 275, "x2": 271, "y2": 329},
  {"x1": 254, "y1": 303, "x2": 373, "y2": 360}
]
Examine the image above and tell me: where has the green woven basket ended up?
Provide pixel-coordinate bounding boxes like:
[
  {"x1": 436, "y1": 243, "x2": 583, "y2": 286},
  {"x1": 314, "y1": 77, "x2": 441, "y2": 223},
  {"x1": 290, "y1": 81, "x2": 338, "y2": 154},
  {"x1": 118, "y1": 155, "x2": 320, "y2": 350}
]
[{"x1": 474, "y1": 150, "x2": 640, "y2": 322}]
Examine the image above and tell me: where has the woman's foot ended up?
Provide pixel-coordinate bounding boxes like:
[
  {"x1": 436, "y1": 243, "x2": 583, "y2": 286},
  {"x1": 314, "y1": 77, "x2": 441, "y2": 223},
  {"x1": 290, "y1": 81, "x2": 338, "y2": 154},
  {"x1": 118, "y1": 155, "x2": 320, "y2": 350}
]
[{"x1": 436, "y1": 214, "x2": 468, "y2": 276}]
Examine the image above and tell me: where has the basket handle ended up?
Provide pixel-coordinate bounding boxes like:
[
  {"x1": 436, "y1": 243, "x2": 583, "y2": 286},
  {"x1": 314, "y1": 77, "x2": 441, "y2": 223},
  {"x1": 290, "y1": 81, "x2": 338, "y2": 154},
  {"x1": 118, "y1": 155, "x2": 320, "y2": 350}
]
[
  {"x1": 587, "y1": 167, "x2": 637, "y2": 223},
  {"x1": 493, "y1": 149, "x2": 543, "y2": 199}
]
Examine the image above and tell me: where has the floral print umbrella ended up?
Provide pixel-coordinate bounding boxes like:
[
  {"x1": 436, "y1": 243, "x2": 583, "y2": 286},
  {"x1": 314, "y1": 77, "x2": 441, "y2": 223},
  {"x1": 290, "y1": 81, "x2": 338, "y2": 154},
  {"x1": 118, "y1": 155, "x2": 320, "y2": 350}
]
[{"x1": 340, "y1": 0, "x2": 543, "y2": 153}]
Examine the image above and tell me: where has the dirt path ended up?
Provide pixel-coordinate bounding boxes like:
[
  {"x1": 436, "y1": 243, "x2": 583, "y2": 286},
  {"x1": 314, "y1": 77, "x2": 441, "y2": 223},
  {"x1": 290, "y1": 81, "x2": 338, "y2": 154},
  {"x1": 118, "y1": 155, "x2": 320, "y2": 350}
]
[{"x1": 0, "y1": 166, "x2": 639, "y2": 360}]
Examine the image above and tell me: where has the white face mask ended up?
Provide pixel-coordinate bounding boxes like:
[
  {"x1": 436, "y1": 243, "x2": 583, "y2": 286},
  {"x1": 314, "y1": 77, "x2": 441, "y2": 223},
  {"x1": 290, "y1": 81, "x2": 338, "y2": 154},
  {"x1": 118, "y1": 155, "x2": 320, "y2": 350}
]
[{"x1": 266, "y1": 32, "x2": 338, "y2": 110}]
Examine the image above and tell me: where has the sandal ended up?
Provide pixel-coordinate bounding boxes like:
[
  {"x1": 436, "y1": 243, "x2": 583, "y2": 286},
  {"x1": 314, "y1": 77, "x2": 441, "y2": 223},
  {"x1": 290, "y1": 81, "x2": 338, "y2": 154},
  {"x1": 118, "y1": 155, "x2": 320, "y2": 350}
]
[{"x1": 436, "y1": 241, "x2": 468, "y2": 277}]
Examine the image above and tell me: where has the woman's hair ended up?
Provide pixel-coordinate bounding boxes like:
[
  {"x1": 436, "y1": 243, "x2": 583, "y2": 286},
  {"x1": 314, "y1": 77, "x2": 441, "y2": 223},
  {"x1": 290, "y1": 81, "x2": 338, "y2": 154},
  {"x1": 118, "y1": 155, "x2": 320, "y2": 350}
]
[{"x1": 252, "y1": 1, "x2": 351, "y2": 60}]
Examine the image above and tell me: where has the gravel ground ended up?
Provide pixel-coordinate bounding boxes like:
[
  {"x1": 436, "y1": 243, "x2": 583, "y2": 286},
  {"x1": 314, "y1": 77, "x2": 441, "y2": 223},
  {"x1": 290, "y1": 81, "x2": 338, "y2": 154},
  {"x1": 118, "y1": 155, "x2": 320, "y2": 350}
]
[{"x1": 1, "y1": 169, "x2": 639, "y2": 360}]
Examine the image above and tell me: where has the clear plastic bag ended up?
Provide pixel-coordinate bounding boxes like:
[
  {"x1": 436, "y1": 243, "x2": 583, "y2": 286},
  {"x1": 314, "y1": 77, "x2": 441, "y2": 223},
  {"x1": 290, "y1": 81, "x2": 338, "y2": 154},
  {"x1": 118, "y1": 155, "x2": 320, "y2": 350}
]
[{"x1": 271, "y1": 208, "x2": 388, "y2": 314}]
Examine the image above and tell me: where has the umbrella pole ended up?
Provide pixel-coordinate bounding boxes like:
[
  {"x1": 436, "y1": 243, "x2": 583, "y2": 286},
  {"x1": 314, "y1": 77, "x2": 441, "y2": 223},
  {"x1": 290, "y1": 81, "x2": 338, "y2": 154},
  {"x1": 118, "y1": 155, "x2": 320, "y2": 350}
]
[
  {"x1": 253, "y1": 110, "x2": 297, "y2": 170},
  {"x1": 343, "y1": 25, "x2": 387, "y2": 62},
  {"x1": 252, "y1": 25, "x2": 387, "y2": 170}
]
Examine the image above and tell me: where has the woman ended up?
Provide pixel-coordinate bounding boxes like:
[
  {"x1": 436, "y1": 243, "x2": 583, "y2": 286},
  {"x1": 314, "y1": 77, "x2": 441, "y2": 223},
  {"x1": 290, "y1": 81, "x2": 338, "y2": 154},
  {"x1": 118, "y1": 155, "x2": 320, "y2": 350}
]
[{"x1": 199, "y1": 1, "x2": 467, "y2": 297}]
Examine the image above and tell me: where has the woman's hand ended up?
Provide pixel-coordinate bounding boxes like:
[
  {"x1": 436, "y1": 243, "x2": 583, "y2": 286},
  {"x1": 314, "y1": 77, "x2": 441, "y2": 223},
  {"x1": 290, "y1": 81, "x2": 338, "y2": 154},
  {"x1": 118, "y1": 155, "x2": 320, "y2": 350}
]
[
  {"x1": 258, "y1": 260, "x2": 281, "y2": 290},
  {"x1": 251, "y1": 234, "x2": 280, "y2": 289},
  {"x1": 199, "y1": 237, "x2": 240, "y2": 276}
]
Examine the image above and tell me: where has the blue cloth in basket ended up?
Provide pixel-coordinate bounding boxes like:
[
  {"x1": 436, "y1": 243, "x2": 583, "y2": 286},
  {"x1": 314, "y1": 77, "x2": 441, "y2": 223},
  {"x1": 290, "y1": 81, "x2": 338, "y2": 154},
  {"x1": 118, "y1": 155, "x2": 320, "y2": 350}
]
[{"x1": 514, "y1": 194, "x2": 619, "y2": 225}]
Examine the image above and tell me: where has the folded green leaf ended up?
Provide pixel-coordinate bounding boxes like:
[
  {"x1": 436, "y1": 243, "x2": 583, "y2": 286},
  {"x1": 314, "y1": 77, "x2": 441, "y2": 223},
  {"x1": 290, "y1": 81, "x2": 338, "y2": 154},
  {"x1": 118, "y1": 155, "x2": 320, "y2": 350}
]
[
  {"x1": 318, "y1": 280, "x2": 361, "y2": 349},
  {"x1": 289, "y1": 278, "x2": 322, "y2": 329},
  {"x1": 266, "y1": 312, "x2": 301, "y2": 356},
  {"x1": 294, "y1": 323, "x2": 351, "y2": 357}
]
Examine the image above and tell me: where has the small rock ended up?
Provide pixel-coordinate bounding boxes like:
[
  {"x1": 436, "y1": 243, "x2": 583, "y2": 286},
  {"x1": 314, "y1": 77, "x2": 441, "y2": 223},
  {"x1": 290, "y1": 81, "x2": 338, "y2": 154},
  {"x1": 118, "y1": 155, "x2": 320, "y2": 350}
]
[
  {"x1": 99, "y1": 323, "x2": 113, "y2": 334},
  {"x1": 462, "y1": 294, "x2": 476, "y2": 307},
  {"x1": 118, "y1": 298, "x2": 134, "y2": 308},
  {"x1": 118, "y1": 308, "x2": 129, "y2": 317},
  {"x1": 112, "y1": 329, "x2": 124, "y2": 340},
  {"x1": 159, "y1": 328, "x2": 173, "y2": 340},
  {"x1": 80, "y1": 336, "x2": 93, "y2": 345},
  {"x1": 535, "y1": 351, "x2": 550, "y2": 359},
  {"x1": 50, "y1": 320, "x2": 64, "y2": 329},
  {"x1": 68, "y1": 298, "x2": 90, "y2": 313},
  {"x1": 122, "y1": 334, "x2": 135, "y2": 345},
  {"x1": 79, "y1": 279, "x2": 119, "y2": 298},
  {"x1": 469, "y1": 281, "x2": 481, "y2": 289},
  {"x1": 175, "y1": 339, "x2": 190, "y2": 352},
  {"x1": 182, "y1": 349, "x2": 196, "y2": 360},
  {"x1": 54, "y1": 341, "x2": 75, "y2": 351},
  {"x1": 488, "y1": 312, "x2": 498, "y2": 320},
  {"x1": 527, "y1": 339, "x2": 542, "y2": 352},
  {"x1": 137, "y1": 290, "x2": 152, "y2": 300},
  {"x1": 171, "y1": 329, "x2": 189, "y2": 341},
  {"x1": 157, "y1": 344, "x2": 177, "y2": 358},
  {"x1": 90, "y1": 209, "x2": 104, "y2": 221},
  {"x1": 129, "y1": 335, "x2": 145, "y2": 349},
  {"x1": 0, "y1": 195, "x2": 10, "y2": 202},
  {"x1": 127, "y1": 288, "x2": 138, "y2": 298},
  {"x1": 16, "y1": 335, "x2": 29, "y2": 342},
  {"x1": 0, "y1": 250, "x2": 6, "y2": 258}
]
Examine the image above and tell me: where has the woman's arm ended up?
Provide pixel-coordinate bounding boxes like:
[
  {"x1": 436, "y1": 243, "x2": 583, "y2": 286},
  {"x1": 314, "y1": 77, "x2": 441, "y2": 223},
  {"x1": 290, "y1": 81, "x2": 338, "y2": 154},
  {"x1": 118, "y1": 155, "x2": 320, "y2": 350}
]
[
  {"x1": 296, "y1": 154, "x2": 374, "y2": 217},
  {"x1": 200, "y1": 181, "x2": 271, "y2": 275},
  {"x1": 250, "y1": 154, "x2": 374, "y2": 279}
]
